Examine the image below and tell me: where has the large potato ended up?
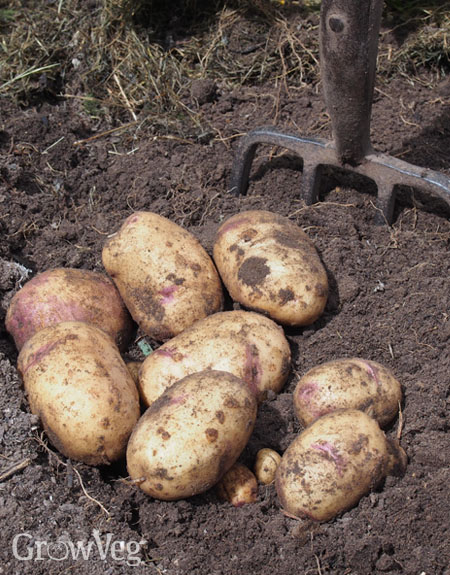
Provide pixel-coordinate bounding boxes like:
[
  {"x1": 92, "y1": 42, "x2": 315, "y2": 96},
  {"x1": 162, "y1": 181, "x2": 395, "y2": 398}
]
[
  {"x1": 17, "y1": 321, "x2": 140, "y2": 465},
  {"x1": 213, "y1": 210, "x2": 328, "y2": 326},
  {"x1": 102, "y1": 211, "x2": 223, "y2": 341},
  {"x1": 5, "y1": 268, "x2": 133, "y2": 351},
  {"x1": 127, "y1": 370, "x2": 257, "y2": 500},
  {"x1": 294, "y1": 358, "x2": 402, "y2": 428},
  {"x1": 138, "y1": 310, "x2": 291, "y2": 406},
  {"x1": 275, "y1": 409, "x2": 407, "y2": 522}
]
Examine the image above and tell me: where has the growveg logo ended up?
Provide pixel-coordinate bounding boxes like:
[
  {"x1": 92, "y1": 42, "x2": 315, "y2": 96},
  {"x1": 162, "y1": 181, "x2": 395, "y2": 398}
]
[{"x1": 12, "y1": 530, "x2": 146, "y2": 566}]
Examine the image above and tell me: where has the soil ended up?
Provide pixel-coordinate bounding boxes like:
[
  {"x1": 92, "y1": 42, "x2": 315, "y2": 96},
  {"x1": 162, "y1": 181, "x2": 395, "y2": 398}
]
[{"x1": 0, "y1": 7, "x2": 449, "y2": 575}]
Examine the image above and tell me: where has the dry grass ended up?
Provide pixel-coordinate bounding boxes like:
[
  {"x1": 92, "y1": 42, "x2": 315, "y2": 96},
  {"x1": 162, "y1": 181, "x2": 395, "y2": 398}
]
[
  {"x1": 379, "y1": 1, "x2": 450, "y2": 81},
  {"x1": 0, "y1": 1, "x2": 318, "y2": 132},
  {"x1": 0, "y1": 0, "x2": 448, "y2": 137}
]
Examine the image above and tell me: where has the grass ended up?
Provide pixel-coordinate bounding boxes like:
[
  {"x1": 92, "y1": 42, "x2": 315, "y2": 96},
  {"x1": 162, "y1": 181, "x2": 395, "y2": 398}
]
[
  {"x1": 0, "y1": 0, "x2": 448, "y2": 137},
  {"x1": 0, "y1": 8, "x2": 16, "y2": 22},
  {"x1": 380, "y1": 0, "x2": 450, "y2": 79}
]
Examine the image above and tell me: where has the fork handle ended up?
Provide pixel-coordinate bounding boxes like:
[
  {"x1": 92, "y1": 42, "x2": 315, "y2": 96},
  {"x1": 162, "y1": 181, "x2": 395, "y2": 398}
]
[{"x1": 320, "y1": 0, "x2": 384, "y2": 165}]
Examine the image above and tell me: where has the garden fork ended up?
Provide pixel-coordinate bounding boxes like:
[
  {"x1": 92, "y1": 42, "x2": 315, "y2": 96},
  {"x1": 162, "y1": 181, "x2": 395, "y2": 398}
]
[{"x1": 229, "y1": 0, "x2": 450, "y2": 224}]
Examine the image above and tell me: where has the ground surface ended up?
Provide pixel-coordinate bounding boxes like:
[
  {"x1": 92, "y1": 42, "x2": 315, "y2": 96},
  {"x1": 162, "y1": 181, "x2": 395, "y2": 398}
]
[{"x1": 0, "y1": 3, "x2": 449, "y2": 574}]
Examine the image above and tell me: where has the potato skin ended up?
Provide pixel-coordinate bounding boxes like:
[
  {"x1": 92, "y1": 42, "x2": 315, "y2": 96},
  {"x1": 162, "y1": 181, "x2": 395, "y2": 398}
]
[
  {"x1": 294, "y1": 358, "x2": 402, "y2": 428},
  {"x1": 213, "y1": 210, "x2": 328, "y2": 326},
  {"x1": 275, "y1": 409, "x2": 406, "y2": 522},
  {"x1": 17, "y1": 321, "x2": 140, "y2": 465},
  {"x1": 254, "y1": 448, "x2": 281, "y2": 484},
  {"x1": 102, "y1": 211, "x2": 223, "y2": 341},
  {"x1": 138, "y1": 310, "x2": 291, "y2": 405},
  {"x1": 126, "y1": 370, "x2": 257, "y2": 500},
  {"x1": 5, "y1": 268, "x2": 134, "y2": 351},
  {"x1": 126, "y1": 361, "x2": 142, "y2": 385},
  {"x1": 216, "y1": 462, "x2": 258, "y2": 506}
]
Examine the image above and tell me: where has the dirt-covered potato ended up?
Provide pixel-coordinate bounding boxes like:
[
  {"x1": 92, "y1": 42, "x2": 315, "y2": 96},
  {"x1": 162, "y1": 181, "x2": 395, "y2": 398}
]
[
  {"x1": 5, "y1": 268, "x2": 133, "y2": 351},
  {"x1": 17, "y1": 321, "x2": 140, "y2": 465},
  {"x1": 138, "y1": 310, "x2": 291, "y2": 405},
  {"x1": 275, "y1": 409, "x2": 407, "y2": 522},
  {"x1": 216, "y1": 462, "x2": 258, "y2": 506},
  {"x1": 294, "y1": 358, "x2": 402, "y2": 428},
  {"x1": 127, "y1": 370, "x2": 257, "y2": 500},
  {"x1": 213, "y1": 210, "x2": 328, "y2": 326},
  {"x1": 126, "y1": 361, "x2": 142, "y2": 385},
  {"x1": 254, "y1": 448, "x2": 281, "y2": 484},
  {"x1": 102, "y1": 211, "x2": 223, "y2": 341}
]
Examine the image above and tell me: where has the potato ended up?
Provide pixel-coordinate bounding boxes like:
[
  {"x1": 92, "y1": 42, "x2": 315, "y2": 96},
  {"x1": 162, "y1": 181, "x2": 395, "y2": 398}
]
[
  {"x1": 293, "y1": 358, "x2": 402, "y2": 428},
  {"x1": 126, "y1": 370, "x2": 257, "y2": 500},
  {"x1": 138, "y1": 310, "x2": 291, "y2": 406},
  {"x1": 213, "y1": 210, "x2": 328, "y2": 326},
  {"x1": 275, "y1": 409, "x2": 407, "y2": 522},
  {"x1": 126, "y1": 361, "x2": 142, "y2": 385},
  {"x1": 102, "y1": 211, "x2": 223, "y2": 341},
  {"x1": 17, "y1": 321, "x2": 140, "y2": 465},
  {"x1": 5, "y1": 268, "x2": 133, "y2": 351},
  {"x1": 216, "y1": 462, "x2": 258, "y2": 506},
  {"x1": 254, "y1": 448, "x2": 281, "y2": 484}
]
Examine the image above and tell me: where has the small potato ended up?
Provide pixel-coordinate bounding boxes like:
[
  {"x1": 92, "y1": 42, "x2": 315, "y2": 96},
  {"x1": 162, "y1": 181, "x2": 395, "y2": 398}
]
[
  {"x1": 127, "y1": 370, "x2": 257, "y2": 500},
  {"x1": 275, "y1": 409, "x2": 407, "y2": 522},
  {"x1": 294, "y1": 358, "x2": 402, "y2": 428},
  {"x1": 254, "y1": 448, "x2": 282, "y2": 484},
  {"x1": 216, "y1": 462, "x2": 258, "y2": 506},
  {"x1": 126, "y1": 361, "x2": 142, "y2": 385},
  {"x1": 213, "y1": 210, "x2": 328, "y2": 326},
  {"x1": 102, "y1": 211, "x2": 223, "y2": 341},
  {"x1": 18, "y1": 321, "x2": 140, "y2": 465},
  {"x1": 138, "y1": 310, "x2": 291, "y2": 406},
  {"x1": 5, "y1": 268, "x2": 133, "y2": 351}
]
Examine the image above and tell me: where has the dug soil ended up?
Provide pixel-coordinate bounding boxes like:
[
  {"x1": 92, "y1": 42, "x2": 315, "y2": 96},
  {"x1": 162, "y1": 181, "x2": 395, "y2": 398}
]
[{"x1": 0, "y1": 6, "x2": 449, "y2": 575}]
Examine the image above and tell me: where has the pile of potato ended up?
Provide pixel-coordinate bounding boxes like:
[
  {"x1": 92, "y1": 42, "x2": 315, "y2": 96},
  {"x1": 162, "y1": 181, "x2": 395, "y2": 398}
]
[{"x1": 6, "y1": 209, "x2": 406, "y2": 521}]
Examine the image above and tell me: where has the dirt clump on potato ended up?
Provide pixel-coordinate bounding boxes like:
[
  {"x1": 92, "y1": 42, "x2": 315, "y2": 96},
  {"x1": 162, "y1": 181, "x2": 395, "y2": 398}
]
[{"x1": 237, "y1": 257, "x2": 271, "y2": 287}]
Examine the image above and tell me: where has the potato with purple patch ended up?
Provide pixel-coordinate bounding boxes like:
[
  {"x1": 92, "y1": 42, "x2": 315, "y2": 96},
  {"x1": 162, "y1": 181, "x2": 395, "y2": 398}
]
[
  {"x1": 102, "y1": 211, "x2": 223, "y2": 341},
  {"x1": 126, "y1": 370, "x2": 257, "y2": 500},
  {"x1": 5, "y1": 268, "x2": 133, "y2": 351},
  {"x1": 18, "y1": 321, "x2": 140, "y2": 465},
  {"x1": 138, "y1": 310, "x2": 291, "y2": 406},
  {"x1": 294, "y1": 358, "x2": 402, "y2": 428},
  {"x1": 275, "y1": 409, "x2": 407, "y2": 522},
  {"x1": 213, "y1": 210, "x2": 328, "y2": 326}
]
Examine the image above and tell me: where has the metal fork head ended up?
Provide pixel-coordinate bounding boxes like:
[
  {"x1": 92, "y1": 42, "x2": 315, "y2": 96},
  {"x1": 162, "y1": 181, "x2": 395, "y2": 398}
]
[
  {"x1": 229, "y1": 0, "x2": 450, "y2": 223},
  {"x1": 229, "y1": 127, "x2": 450, "y2": 224}
]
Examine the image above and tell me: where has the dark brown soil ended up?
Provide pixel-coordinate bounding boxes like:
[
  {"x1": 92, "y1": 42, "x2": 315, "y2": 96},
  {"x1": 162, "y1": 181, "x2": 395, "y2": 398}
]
[{"x1": 1, "y1": 7, "x2": 449, "y2": 575}]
